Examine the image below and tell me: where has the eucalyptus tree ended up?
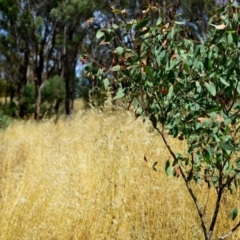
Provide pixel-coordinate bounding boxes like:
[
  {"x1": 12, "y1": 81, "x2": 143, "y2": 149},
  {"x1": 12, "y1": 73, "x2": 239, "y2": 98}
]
[
  {"x1": 31, "y1": 0, "x2": 109, "y2": 117},
  {"x1": 27, "y1": 0, "x2": 61, "y2": 120},
  {"x1": 0, "y1": 0, "x2": 60, "y2": 119},
  {"x1": 93, "y1": 2, "x2": 240, "y2": 239},
  {"x1": 0, "y1": 0, "x2": 31, "y2": 117},
  {"x1": 0, "y1": 0, "x2": 109, "y2": 118},
  {"x1": 50, "y1": 0, "x2": 109, "y2": 115}
]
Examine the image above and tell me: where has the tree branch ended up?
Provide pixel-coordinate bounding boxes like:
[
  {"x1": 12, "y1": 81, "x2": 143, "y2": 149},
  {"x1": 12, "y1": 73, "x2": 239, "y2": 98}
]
[
  {"x1": 218, "y1": 221, "x2": 240, "y2": 240},
  {"x1": 153, "y1": 124, "x2": 208, "y2": 239}
]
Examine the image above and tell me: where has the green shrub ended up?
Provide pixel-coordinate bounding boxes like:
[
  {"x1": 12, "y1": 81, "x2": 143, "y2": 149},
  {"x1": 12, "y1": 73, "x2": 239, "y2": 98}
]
[
  {"x1": 42, "y1": 76, "x2": 65, "y2": 104},
  {"x1": 0, "y1": 110, "x2": 10, "y2": 129},
  {"x1": 2, "y1": 101, "x2": 17, "y2": 117},
  {"x1": 22, "y1": 83, "x2": 35, "y2": 116},
  {"x1": 41, "y1": 75, "x2": 65, "y2": 116},
  {"x1": 0, "y1": 79, "x2": 8, "y2": 98}
]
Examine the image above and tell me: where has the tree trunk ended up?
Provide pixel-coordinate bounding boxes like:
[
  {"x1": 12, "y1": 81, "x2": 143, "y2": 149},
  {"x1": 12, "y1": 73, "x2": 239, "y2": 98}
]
[
  {"x1": 65, "y1": 76, "x2": 71, "y2": 115},
  {"x1": 61, "y1": 25, "x2": 78, "y2": 116},
  {"x1": 9, "y1": 84, "x2": 15, "y2": 103},
  {"x1": 64, "y1": 67, "x2": 75, "y2": 115},
  {"x1": 18, "y1": 67, "x2": 28, "y2": 118},
  {"x1": 34, "y1": 84, "x2": 42, "y2": 121}
]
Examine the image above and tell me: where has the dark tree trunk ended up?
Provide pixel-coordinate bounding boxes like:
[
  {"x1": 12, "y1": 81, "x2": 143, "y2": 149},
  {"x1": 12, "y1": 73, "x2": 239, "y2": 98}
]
[
  {"x1": 65, "y1": 74, "x2": 71, "y2": 115},
  {"x1": 34, "y1": 66, "x2": 44, "y2": 121},
  {"x1": 34, "y1": 32, "x2": 46, "y2": 121},
  {"x1": 54, "y1": 98, "x2": 63, "y2": 114},
  {"x1": 9, "y1": 84, "x2": 15, "y2": 103},
  {"x1": 64, "y1": 66, "x2": 75, "y2": 115},
  {"x1": 62, "y1": 26, "x2": 77, "y2": 116},
  {"x1": 18, "y1": 63, "x2": 28, "y2": 118},
  {"x1": 34, "y1": 85, "x2": 40, "y2": 121}
]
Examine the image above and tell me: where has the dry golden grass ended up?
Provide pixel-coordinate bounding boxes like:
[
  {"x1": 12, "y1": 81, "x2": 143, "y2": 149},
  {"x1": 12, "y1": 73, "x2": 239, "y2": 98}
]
[{"x1": 0, "y1": 108, "x2": 240, "y2": 240}]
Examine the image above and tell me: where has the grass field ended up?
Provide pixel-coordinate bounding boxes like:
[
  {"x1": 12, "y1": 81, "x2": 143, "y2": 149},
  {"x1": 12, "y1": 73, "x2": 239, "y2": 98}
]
[{"x1": 0, "y1": 107, "x2": 240, "y2": 239}]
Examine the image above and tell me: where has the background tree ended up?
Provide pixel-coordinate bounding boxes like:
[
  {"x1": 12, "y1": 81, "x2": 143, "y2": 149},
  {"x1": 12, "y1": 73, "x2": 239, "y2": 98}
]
[
  {"x1": 0, "y1": 0, "x2": 31, "y2": 117},
  {"x1": 0, "y1": 0, "x2": 109, "y2": 118},
  {"x1": 50, "y1": 0, "x2": 109, "y2": 115}
]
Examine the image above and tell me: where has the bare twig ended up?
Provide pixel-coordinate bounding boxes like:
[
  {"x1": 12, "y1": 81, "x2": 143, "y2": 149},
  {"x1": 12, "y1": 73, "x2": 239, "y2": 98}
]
[{"x1": 218, "y1": 221, "x2": 240, "y2": 240}]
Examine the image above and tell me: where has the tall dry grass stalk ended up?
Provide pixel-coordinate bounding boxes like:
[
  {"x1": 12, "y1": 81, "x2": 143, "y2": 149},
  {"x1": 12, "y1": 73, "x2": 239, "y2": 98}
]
[{"x1": 0, "y1": 108, "x2": 239, "y2": 239}]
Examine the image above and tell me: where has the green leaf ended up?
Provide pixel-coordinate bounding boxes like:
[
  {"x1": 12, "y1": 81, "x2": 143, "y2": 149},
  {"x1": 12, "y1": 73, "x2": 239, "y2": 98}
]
[
  {"x1": 207, "y1": 147, "x2": 213, "y2": 160},
  {"x1": 112, "y1": 24, "x2": 119, "y2": 29},
  {"x1": 183, "y1": 63, "x2": 190, "y2": 74},
  {"x1": 205, "y1": 82, "x2": 216, "y2": 96},
  {"x1": 103, "y1": 78, "x2": 110, "y2": 89},
  {"x1": 156, "y1": 18, "x2": 162, "y2": 26},
  {"x1": 190, "y1": 103, "x2": 200, "y2": 111},
  {"x1": 144, "y1": 65, "x2": 154, "y2": 80},
  {"x1": 156, "y1": 50, "x2": 166, "y2": 65},
  {"x1": 174, "y1": 21, "x2": 185, "y2": 25},
  {"x1": 110, "y1": 65, "x2": 121, "y2": 71},
  {"x1": 170, "y1": 27, "x2": 175, "y2": 38},
  {"x1": 184, "y1": 39, "x2": 192, "y2": 48},
  {"x1": 224, "y1": 160, "x2": 230, "y2": 172},
  {"x1": 153, "y1": 161, "x2": 158, "y2": 171},
  {"x1": 136, "y1": 107, "x2": 143, "y2": 116},
  {"x1": 116, "y1": 47, "x2": 124, "y2": 55},
  {"x1": 168, "y1": 60, "x2": 178, "y2": 71},
  {"x1": 230, "y1": 207, "x2": 238, "y2": 220},
  {"x1": 220, "y1": 77, "x2": 230, "y2": 86},
  {"x1": 165, "y1": 160, "x2": 170, "y2": 176},
  {"x1": 146, "y1": 81, "x2": 153, "y2": 87},
  {"x1": 195, "y1": 81, "x2": 202, "y2": 93},
  {"x1": 202, "y1": 149, "x2": 212, "y2": 164},
  {"x1": 113, "y1": 88, "x2": 125, "y2": 100},
  {"x1": 196, "y1": 122, "x2": 203, "y2": 130},
  {"x1": 97, "y1": 68, "x2": 103, "y2": 76},
  {"x1": 167, "y1": 85, "x2": 174, "y2": 99},
  {"x1": 96, "y1": 30, "x2": 105, "y2": 39},
  {"x1": 135, "y1": 18, "x2": 149, "y2": 30},
  {"x1": 227, "y1": 33, "x2": 233, "y2": 45},
  {"x1": 221, "y1": 143, "x2": 235, "y2": 151}
]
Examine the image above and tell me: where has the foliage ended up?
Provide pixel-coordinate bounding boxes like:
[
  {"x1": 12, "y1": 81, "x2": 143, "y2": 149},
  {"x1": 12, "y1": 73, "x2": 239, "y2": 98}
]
[
  {"x1": 22, "y1": 84, "x2": 35, "y2": 116},
  {"x1": 0, "y1": 0, "x2": 109, "y2": 119},
  {"x1": 42, "y1": 76, "x2": 65, "y2": 105},
  {"x1": 75, "y1": 77, "x2": 91, "y2": 106},
  {"x1": 92, "y1": 3, "x2": 240, "y2": 240},
  {"x1": 0, "y1": 80, "x2": 8, "y2": 97},
  {"x1": 0, "y1": 110, "x2": 10, "y2": 129},
  {"x1": 0, "y1": 0, "x2": 230, "y2": 119},
  {"x1": 41, "y1": 75, "x2": 65, "y2": 117},
  {"x1": 1, "y1": 101, "x2": 17, "y2": 117}
]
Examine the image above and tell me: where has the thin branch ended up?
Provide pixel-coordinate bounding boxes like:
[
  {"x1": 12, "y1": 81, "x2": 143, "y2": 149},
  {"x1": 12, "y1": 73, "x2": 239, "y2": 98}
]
[
  {"x1": 82, "y1": 46, "x2": 107, "y2": 69},
  {"x1": 218, "y1": 221, "x2": 240, "y2": 240},
  {"x1": 154, "y1": 126, "x2": 177, "y2": 162},
  {"x1": 153, "y1": 124, "x2": 208, "y2": 239},
  {"x1": 178, "y1": 165, "x2": 208, "y2": 239},
  {"x1": 152, "y1": 92, "x2": 165, "y2": 130},
  {"x1": 208, "y1": 161, "x2": 225, "y2": 239},
  {"x1": 222, "y1": 170, "x2": 240, "y2": 189},
  {"x1": 226, "y1": 80, "x2": 239, "y2": 113}
]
